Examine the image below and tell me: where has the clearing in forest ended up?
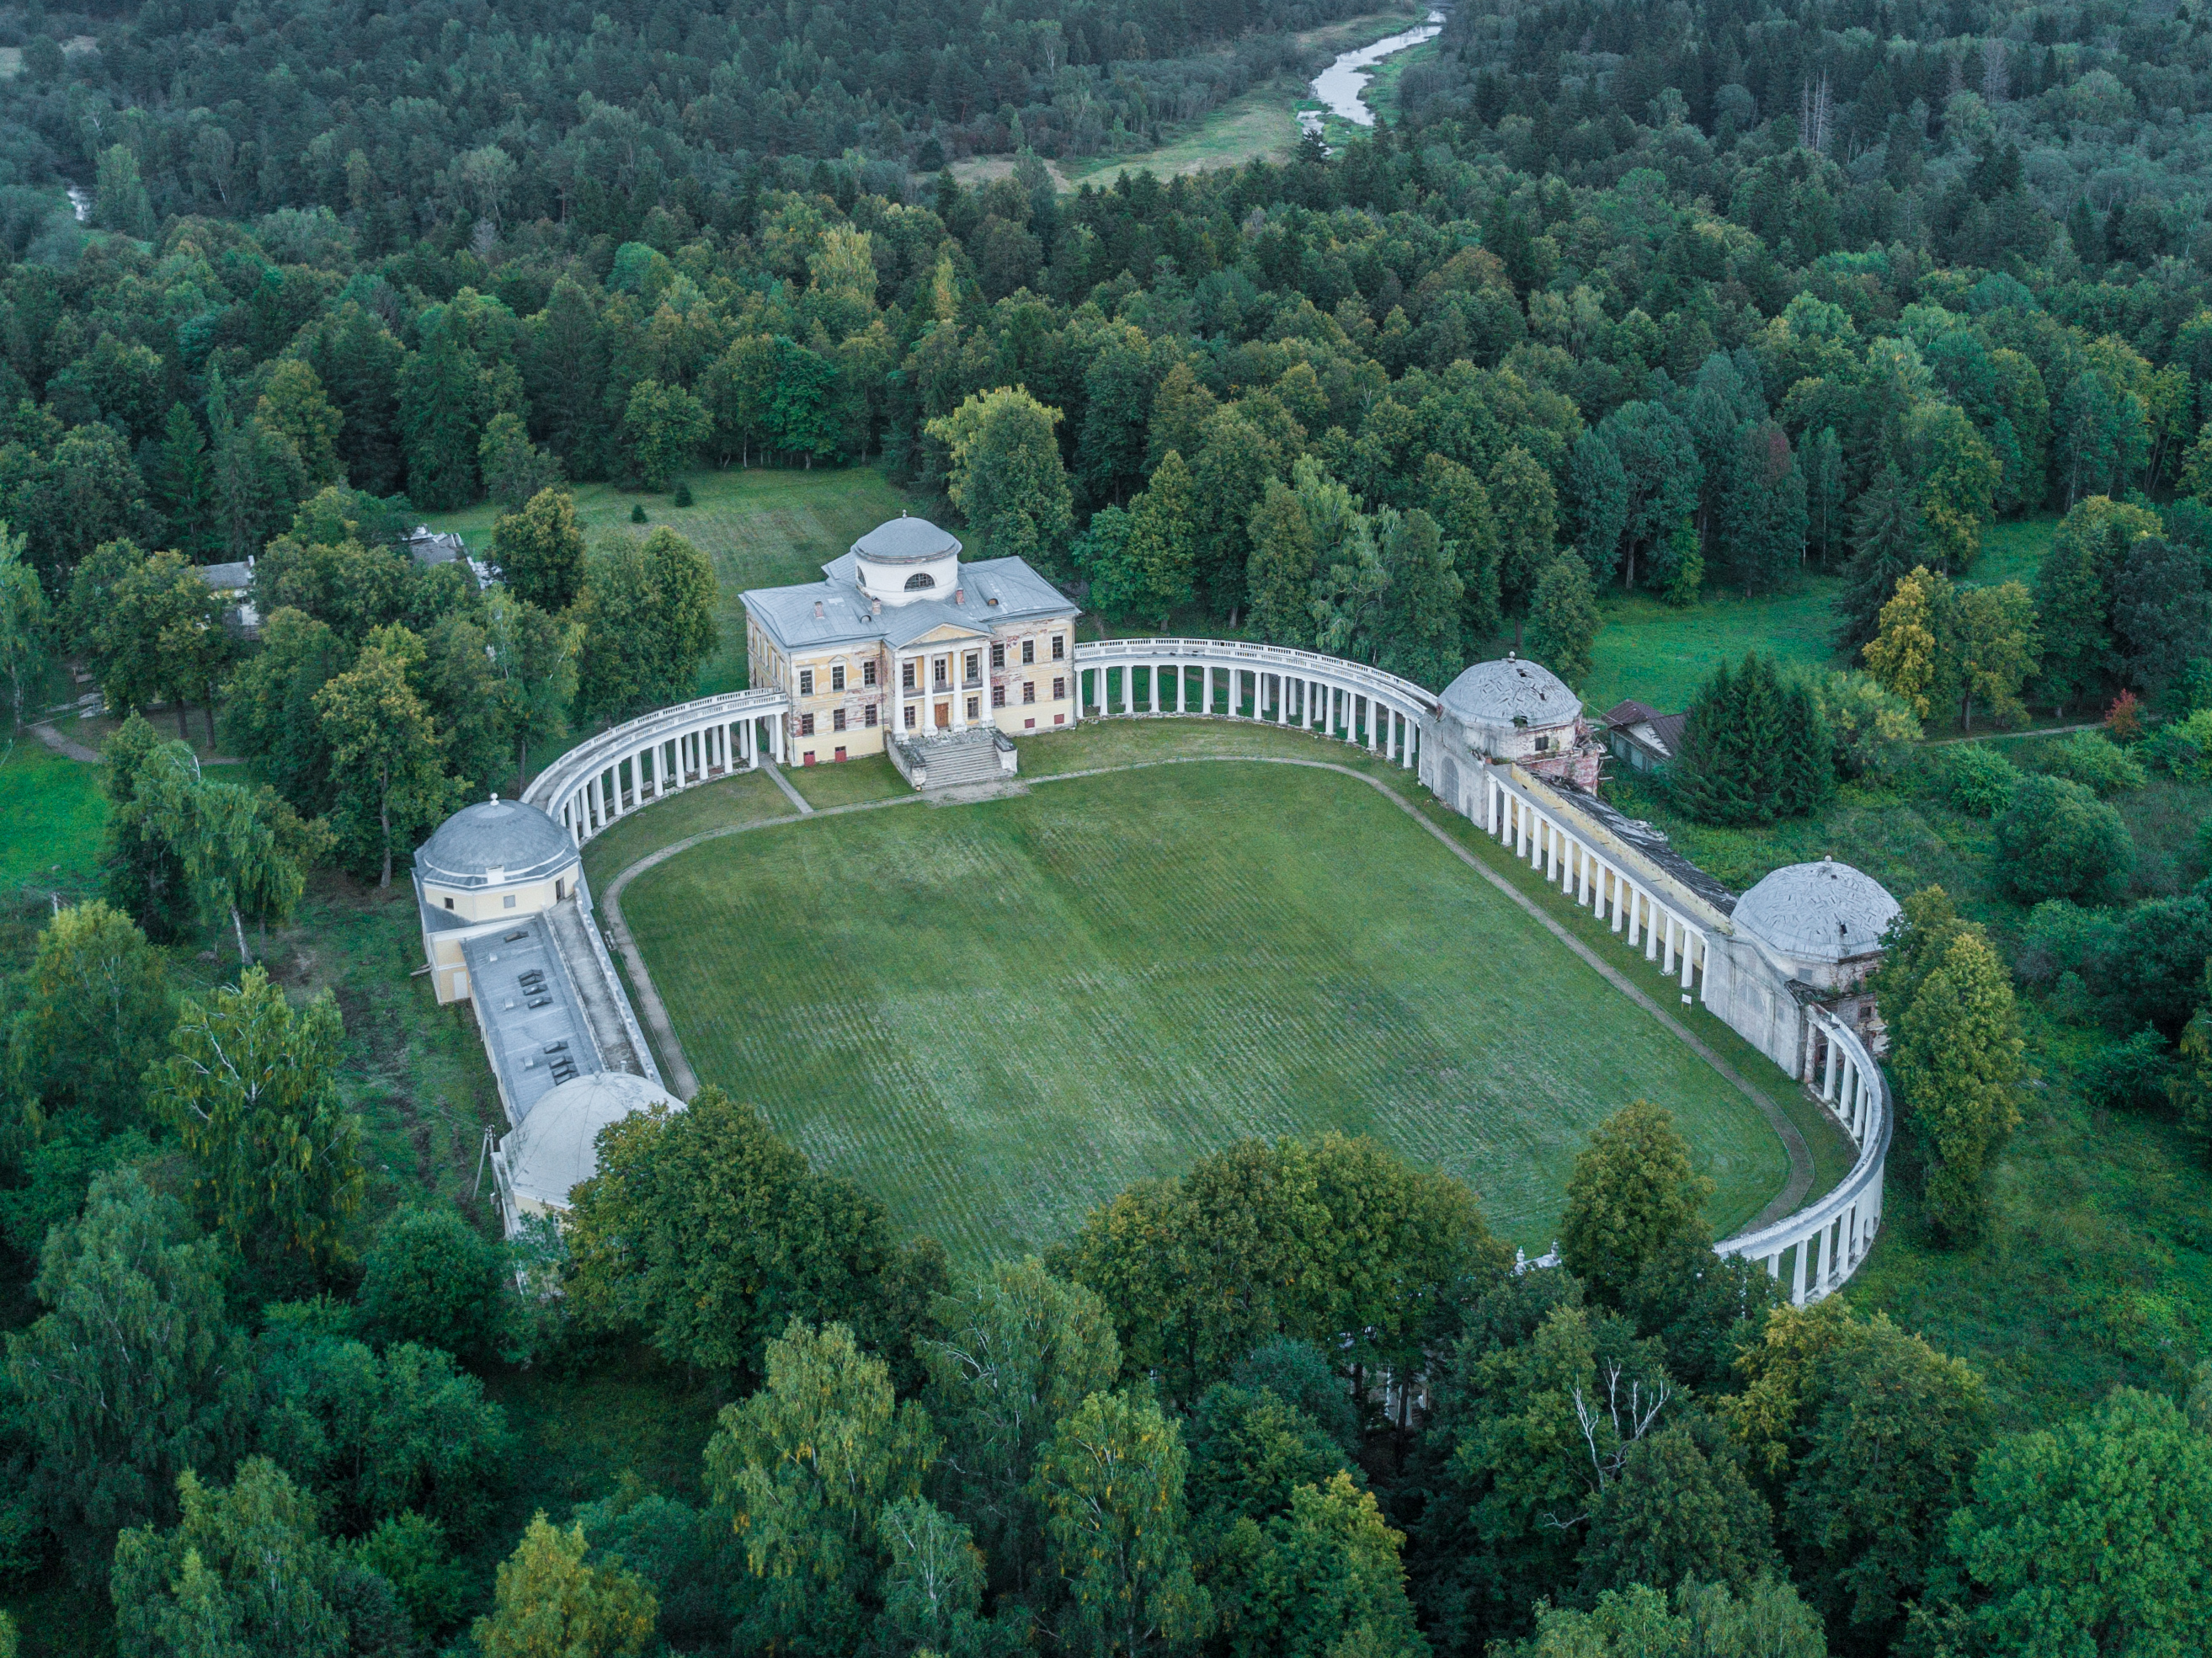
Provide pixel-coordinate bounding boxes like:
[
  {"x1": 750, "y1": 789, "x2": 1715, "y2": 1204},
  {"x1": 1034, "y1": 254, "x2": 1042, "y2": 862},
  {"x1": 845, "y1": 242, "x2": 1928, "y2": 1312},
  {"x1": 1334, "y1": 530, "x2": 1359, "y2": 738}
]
[{"x1": 619, "y1": 759, "x2": 1791, "y2": 1264}]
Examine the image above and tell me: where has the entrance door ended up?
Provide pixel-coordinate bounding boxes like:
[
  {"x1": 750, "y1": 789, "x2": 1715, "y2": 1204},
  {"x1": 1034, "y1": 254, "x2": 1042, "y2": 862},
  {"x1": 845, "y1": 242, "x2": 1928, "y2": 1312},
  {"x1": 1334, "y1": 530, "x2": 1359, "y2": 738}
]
[{"x1": 934, "y1": 701, "x2": 951, "y2": 728}]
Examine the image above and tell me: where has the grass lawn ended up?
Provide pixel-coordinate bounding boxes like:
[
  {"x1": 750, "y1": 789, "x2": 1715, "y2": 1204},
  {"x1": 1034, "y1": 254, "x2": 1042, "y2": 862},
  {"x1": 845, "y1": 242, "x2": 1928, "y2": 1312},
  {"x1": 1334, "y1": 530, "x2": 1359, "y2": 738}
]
[
  {"x1": 422, "y1": 464, "x2": 945, "y2": 697},
  {"x1": 619, "y1": 754, "x2": 1796, "y2": 1265},
  {"x1": 0, "y1": 738, "x2": 107, "y2": 898}
]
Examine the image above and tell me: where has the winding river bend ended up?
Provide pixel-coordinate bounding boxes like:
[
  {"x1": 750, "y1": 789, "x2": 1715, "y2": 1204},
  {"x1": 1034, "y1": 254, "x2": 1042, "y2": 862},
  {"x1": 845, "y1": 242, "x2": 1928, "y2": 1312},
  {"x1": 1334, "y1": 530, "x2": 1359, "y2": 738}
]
[{"x1": 1305, "y1": 8, "x2": 1446, "y2": 132}]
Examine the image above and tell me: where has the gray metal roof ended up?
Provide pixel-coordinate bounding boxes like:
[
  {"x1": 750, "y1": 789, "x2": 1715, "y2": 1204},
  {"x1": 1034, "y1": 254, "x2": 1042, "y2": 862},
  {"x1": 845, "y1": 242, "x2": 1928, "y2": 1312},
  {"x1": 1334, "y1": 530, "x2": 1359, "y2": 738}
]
[
  {"x1": 853, "y1": 514, "x2": 961, "y2": 562},
  {"x1": 744, "y1": 554, "x2": 1078, "y2": 653},
  {"x1": 459, "y1": 917, "x2": 602, "y2": 1122},
  {"x1": 1733, "y1": 857, "x2": 1899, "y2": 963},
  {"x1": 1442, "y1": 657, "x2": 1582, "y2": 728},
  {"x1": 416, "y1": 797, "x2": 579, "y2": 888},
  {"x1": 194, "y1": 561, "x2": 253, "y2": 592}
]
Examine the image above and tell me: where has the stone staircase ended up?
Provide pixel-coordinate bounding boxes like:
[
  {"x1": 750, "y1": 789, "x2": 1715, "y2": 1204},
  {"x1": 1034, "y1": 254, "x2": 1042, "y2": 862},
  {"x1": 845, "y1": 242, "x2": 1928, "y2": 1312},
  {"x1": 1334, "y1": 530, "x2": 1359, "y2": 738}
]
[{"x1": 892, "y1": 728, "x2": 1014, "y2": 790}]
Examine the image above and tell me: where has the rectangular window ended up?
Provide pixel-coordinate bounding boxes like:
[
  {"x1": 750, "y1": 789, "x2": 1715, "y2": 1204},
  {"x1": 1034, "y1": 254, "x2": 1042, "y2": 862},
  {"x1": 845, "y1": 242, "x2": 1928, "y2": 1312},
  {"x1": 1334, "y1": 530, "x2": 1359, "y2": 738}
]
[
  {"x1": 967, "y1": 696, "x2": 979, "y2": 720},
  {"x1": 903, "y1": 705, "x2": 917, "y2": 729},
  {"x1": 798, "y1": 668, "x2": 814, "y2": 696},
  {"x1": 803, "y1": 750, "x2": 815, "y2": 765},
  {"x1": 1053, "y1": 712, "x2": 1065, "y2": 725},
  {"x1": 933, "y1": 658, "x2": 948, "y2": 687},
  {"x1": 902, "y1": 660, "x2": 916, "y2": 690},
  {"x1": 443, "y1": 897, "x2": 454, "y2": 910},
  {"x1": 964, "y1": 653, "x2": 979, "y2": 682},
  {"x1": 1022, "y1": 681, "x2": 1037, "y2": 705},
  {"x1": 800, "y1": 713, "x2": 816, "y2": 736},
  {"x1": 863, "y1": 705, "x2": 878, "y2": 728},
  {"x1": 1052, "y1": 634, "x2": 1065, "y2": 660},
  {"x1": 1024, "y1": 717, "x2": 1036, "y2": 729},
  {"x1": 1021, "y1": 637, "x2": 1035, "y2": 664},
  {"x1": 863, "y1": 661, "x2": 877, "y2": 687},
  {"x1": 831, "y1": 664, "x2": 846, "y2": 691},
  {"x1": 834, "y1": 746, "x2": 847, "y2": 762},
  {"x1": 991, "y1": 643, "x2": 1005, "y2": 669},
  {"x1": 504, "y1": 894, "x2": 516, "y2": 909},
  {"x1": 1053, "y1": 677, "x2": 1066, "y2": 701},
  {"x1": 992, "y1": 686, "x2": 1006, "y2": 707},
  {"x1": 832, "y1": 708, "x2": 847, "y2": 732}
]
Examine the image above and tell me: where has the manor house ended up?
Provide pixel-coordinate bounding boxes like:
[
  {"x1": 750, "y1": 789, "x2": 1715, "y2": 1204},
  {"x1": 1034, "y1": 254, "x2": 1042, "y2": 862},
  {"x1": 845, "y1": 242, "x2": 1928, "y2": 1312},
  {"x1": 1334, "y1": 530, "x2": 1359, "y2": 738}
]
[{"x1": 741, "y1": 514, "x2": 1079, "y2": 778}]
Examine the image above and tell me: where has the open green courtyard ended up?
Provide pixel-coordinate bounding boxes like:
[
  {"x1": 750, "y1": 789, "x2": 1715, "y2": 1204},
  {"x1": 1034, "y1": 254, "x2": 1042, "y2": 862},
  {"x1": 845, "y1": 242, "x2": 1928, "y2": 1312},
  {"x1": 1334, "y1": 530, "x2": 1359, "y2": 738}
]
[{"x1": 618, "y1": 758, "x2": 1795, "y2": 1264}]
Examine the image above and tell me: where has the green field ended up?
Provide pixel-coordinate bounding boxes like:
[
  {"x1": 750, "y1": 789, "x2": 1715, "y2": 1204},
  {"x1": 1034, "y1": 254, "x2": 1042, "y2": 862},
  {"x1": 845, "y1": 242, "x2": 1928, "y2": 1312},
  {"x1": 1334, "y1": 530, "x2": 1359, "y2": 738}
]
[
  {"x1": 619, "y1": 757, "x2": 1794, "y2": 1263},
  {"x1": 424, "y1": 465, "x2": 942, "y2": 697},
  {"x1": 0, "y1": 738, "x2": 107, "y2": 898}
]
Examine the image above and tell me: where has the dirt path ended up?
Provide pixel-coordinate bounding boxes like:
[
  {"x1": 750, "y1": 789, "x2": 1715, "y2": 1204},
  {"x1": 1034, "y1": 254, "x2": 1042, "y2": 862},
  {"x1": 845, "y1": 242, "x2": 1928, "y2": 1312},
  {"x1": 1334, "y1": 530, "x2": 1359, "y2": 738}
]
[
  {"x1": 596, "y1": 754, "x2": 1816, "y2": 1224},
  {"x1": 29, "y1": 722, "x2": 100, "y2": 763}
]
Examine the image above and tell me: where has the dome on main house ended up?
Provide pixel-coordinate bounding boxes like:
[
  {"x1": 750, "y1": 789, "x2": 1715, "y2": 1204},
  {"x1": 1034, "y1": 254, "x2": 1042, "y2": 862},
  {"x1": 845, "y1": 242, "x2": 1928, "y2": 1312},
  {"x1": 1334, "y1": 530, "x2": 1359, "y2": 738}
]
[
  {"x1": 415, "y1": 797, "x2": 577, "y2": 888},
  {"x1": 852, "y1": 514, "x2": 961, "y2": 563},
  {"x1": 1441, "y1": 656, "x2": 1581, "y2": 728},
  {"x1": 1733, "y1": 857, "x2": 1899, "y2": 965}
]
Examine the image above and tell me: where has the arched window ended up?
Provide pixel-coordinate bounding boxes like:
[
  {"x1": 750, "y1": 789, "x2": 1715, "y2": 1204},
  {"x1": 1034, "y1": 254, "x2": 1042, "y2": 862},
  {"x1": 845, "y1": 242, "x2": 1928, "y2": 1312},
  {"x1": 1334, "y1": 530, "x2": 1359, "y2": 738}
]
[{"x1": 903, "y1": 572, "x2": 935, "y2": 590}]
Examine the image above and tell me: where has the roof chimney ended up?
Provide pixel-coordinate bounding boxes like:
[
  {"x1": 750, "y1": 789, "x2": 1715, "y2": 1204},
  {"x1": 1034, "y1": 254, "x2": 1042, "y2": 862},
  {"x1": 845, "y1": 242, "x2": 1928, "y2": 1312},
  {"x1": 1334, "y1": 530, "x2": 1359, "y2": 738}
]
[
  {"x1": 813, "y1": 600, "x2": 826, "y2": 620},
  {"x1": 954, "y1": 587, "x2": 964, "y2": 605}
]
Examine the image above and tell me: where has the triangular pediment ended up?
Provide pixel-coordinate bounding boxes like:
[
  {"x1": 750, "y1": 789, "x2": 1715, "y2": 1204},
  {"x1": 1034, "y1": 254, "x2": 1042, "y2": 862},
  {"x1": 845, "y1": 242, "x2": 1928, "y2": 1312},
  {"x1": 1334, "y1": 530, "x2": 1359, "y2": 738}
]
[{"x1": 901, "y1": 621, "x2": 991, "y2": 647}]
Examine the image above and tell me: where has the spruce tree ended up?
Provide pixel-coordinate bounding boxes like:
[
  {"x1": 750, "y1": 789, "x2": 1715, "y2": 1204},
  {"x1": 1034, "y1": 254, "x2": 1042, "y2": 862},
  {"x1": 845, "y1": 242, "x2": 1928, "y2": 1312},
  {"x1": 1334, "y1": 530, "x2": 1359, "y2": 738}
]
[
  {"x1": 1837, "y1": 463, "x2": 1923, "y2": 650},
  {"x1": 152, "y1": 403, "x2": 218, "y2": 558},
  {"x1": 1671, "y1": 658, "x2": 1751, "y2": 824}
]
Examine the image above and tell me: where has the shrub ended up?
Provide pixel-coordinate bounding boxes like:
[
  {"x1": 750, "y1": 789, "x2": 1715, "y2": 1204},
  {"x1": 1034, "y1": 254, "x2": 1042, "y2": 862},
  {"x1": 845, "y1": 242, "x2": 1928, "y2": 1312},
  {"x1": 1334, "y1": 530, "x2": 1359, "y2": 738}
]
[
  {"x1": 2038, "y1": 731, "x2": 2148, "y2": 795},
  {"x1": 2076, "y1": 1029, "x2": 2174, "y2": 1114},
  {"x1": 1935, "y1": 744, "x2": 2022, "y2": 817},
  {"x1": 1805, "y1": 667, "x2": 1922, "y2": 781},
  {"x1": 2145, "y1": 707, "x2": 2212, "y2": 782},
  {"x1": 356, "y1": 1207, "x2": 510, "y2": 1361},
  {"x1": 1994, "y1": 776, "x2": 2135, "y2": 904},
  {"x1": 671, "y1": 479, "x2": 694, "y2": 507},
  {"x1": 629, "y1": 501, "x2": 648, "y2": 523}
]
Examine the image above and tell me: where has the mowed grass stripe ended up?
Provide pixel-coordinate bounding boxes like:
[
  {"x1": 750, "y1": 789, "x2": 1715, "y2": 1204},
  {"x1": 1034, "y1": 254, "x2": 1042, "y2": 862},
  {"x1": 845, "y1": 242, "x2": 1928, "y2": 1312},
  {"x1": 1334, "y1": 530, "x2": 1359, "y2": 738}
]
[{"x1": 621, "y1": 763, "x2": 1789, "y2": 1263}]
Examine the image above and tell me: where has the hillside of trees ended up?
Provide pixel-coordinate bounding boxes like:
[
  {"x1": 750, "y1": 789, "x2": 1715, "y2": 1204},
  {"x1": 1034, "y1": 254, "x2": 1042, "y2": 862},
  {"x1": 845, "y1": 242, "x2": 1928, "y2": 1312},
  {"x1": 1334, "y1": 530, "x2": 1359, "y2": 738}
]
[{"x1": 1, "y1": 0, "x2": 2211, "y2": 1649}]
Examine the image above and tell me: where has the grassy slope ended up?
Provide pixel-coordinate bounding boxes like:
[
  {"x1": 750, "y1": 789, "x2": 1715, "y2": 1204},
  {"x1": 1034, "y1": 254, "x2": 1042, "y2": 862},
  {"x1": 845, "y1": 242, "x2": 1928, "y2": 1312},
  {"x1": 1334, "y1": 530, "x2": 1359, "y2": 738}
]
[
  {"x1": 422, "y1": 464, "x2": 942, "y2": 698},
  {"x1": 0, "y1": 740, "x2": 107, "y2": 898},
  {"x1": 619, "y1": 746, "x2": 1794, "y2": 1265}
]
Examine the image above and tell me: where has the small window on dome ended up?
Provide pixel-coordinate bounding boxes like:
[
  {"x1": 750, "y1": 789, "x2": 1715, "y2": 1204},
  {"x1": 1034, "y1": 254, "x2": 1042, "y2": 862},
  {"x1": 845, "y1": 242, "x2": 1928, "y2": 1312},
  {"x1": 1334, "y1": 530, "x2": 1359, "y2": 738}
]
[{"x1": 904, "y1": 573, "x2": 935, "y2": 590}]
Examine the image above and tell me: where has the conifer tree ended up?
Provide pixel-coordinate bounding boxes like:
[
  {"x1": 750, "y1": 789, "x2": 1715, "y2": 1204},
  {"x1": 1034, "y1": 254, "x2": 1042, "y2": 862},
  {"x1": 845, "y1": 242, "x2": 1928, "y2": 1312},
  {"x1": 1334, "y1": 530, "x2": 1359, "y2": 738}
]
[
  {"x1": 1525, "y1": 552, "x2": 1601, "y2": 689},
  {"x1": 152, "y1": 403, "x2": 218, "y2": 558},
  {"x1": 1836, "y1": 462, "x2": 1923, "y2": 649},
  {"x1": 1245, "y1": 481, "x2": 1315, "y2": 648}
]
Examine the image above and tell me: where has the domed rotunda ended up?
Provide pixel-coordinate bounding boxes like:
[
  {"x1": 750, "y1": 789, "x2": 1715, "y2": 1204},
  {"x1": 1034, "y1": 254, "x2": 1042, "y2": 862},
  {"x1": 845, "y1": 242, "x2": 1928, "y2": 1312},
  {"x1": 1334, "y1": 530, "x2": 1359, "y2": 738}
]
[
  {"x1": 1436, "y1": 654, "x2": 1601, "y2": 788},
  {"x1": 1703, "y1": 855, "x2": 1900, "y2": 1078},
  {"x1": 491, "y1": 1070, "x2": 682, "y2": 1233}
]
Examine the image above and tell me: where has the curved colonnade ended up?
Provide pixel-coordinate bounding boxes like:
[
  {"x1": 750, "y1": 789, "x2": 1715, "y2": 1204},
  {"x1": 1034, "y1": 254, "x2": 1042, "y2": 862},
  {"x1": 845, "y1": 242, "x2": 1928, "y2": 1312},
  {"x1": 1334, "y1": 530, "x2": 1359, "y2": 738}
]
[
  {"x1": 523, "y1": 637, "x2": 1887, "y2": 1305},
  {"x1": 527, "y1": 686, "x2": 792, "y2": 846},
  {"x1": 1479, "y1": 767, "x2": 1890, "y2": 1304},
  {"x1": 1074, "y1": 637, "x2": 1438, "y2": 768}
]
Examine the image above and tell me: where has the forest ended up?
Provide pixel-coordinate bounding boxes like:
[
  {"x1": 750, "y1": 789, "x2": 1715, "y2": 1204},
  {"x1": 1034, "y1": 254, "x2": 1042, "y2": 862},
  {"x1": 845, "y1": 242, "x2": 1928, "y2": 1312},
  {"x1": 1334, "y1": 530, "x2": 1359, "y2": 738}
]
[{"x1": 0, "y1": 0, "x2": 2210, "y2": 1651}]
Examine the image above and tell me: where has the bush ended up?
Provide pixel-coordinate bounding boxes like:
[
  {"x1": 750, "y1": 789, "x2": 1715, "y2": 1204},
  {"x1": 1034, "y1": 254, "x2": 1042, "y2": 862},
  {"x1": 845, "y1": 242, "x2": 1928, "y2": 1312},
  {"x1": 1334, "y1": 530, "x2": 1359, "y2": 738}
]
[
  {"x1": 1994, "y1": 776, "x2": 2135, "y2": 904},
  {"x1": 1935, "y1": 744, "x2": 2023, "y2": 817},
  {"x1": 2038, "y1": 731, "x2": 2149, "y2": 795},
  {"x1": 671, "y1": 479, "x2": 694, "y2": 507},
  {"x1": 629, "y1": 501, "x2": 648, "y2": 523},
  {"x1": 356, "y1": 1208, "x2": 510, "y2": 1361},
  {"x1": 2145, "y1": 708, "x2": 2212, "y2": 782},
  {"x1": 2076, "y1": 1029, "x2": 2174, "y2": 1114},
  {"x1": 1805, "y1": 667, "x2": 1922, "y2": 781}
]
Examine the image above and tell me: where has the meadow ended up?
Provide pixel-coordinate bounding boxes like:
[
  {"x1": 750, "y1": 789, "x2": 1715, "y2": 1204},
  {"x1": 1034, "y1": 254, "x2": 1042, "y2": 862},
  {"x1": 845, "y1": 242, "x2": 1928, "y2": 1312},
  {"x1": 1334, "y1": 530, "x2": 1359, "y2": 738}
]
[
  {"x1": 423, "y1": 465, "x2": 941, "y2": 697},
  {"x1": 616, "y1": 754, "x2": 1798, "y2": 1265}
]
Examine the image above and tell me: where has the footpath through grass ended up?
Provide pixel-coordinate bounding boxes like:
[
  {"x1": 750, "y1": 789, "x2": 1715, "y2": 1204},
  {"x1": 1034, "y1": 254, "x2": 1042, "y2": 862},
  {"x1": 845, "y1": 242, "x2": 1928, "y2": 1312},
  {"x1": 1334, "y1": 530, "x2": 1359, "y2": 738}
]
[{"x1": 618, "y1": 744, "x2": 1794, "y2": 1264}]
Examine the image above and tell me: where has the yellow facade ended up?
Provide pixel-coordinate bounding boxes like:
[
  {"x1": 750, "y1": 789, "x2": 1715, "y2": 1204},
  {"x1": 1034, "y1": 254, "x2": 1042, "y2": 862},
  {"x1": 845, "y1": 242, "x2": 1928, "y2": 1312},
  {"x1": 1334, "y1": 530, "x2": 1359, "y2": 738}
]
[{"x1": 749, "y1": 616, "x2": 1076, "y2": 766}]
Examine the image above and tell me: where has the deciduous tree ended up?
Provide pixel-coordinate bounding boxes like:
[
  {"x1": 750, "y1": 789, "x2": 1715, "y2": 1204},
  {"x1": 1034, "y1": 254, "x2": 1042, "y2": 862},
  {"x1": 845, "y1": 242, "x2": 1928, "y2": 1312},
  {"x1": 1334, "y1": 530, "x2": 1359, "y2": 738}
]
[
  {"x1": 928, "y1": 386, "x2": 1074, "y2": 568},
  {"x1": 1524, "y1": 553, "x2": 1600, "y2": 690},
  {"x1": 152, "y1": 966, "x2": 361, "y2": 1275},
  {"x1": 4, "y1": 1170, "x2": 253, "y2": 1565},
  {"x1": 473, "y1": 1513, "x2": 658, "y2": 1658},
  {"x1": 313, "y1": 624, "x2": 456, "y2": 885},
  {"x1": 1558, "y1": 1101, "x2": 1713, "y2": 1306}
]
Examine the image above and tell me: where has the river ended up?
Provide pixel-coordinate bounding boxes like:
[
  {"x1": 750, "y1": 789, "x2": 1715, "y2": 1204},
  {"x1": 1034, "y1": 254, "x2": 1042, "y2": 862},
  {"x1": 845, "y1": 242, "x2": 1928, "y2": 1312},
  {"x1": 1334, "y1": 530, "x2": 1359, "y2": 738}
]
[{"x1": 1304, "y1": 8, "x2": 1446, "y2": 134}]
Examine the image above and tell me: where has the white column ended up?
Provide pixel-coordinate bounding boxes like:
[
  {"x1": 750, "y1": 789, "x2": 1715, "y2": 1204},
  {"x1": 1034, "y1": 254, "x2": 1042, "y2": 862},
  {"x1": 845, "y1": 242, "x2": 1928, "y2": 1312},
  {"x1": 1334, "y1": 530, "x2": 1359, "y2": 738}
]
[
  {"x1": 1822, "y1": 1031, "x2": 1840, "y2": 1102},
  {"x1": 1121, "y1": 665, "x2": 1133, "y2": 716},
  {"x1": 1662, "y1": 916, "x2": 1677, "y2": 976},
  {"x1": 1644, "y1": 901, "x2": 1661, "y2": 962},
  {"x1": 1681, "y1": 933, "x2": 1697, "y2": 992},
  {"x1": 1792, "y1": 1237, "x2": 1811, "y2": 1305}
]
